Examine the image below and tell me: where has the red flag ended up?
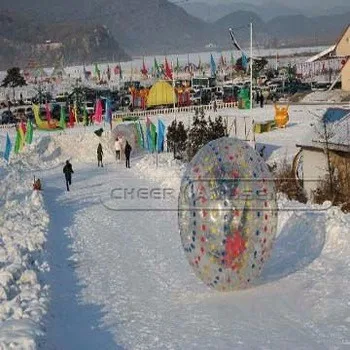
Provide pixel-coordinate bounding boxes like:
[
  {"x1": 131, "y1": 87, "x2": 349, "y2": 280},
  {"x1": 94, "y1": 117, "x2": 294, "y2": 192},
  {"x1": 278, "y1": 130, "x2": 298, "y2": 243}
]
[
  {"x1": 68, "y1": 107, "x2": 75, "y2": 128},
  {"x1": 45, "y1": 103, "x2": 52, "y2": 122},
  {"x1": 164, "y1": 58, "x2": 173, "y2": 80},
  {"x1": 146, "y1": 116, "x2": 151, "y2": 128},
  {"x1": 141, "y1": 58, "x2": 148, "y2": 76},
  {"x1": 20, "y1": 120, "x2": 26, "y2": 135},
  {"x1": 94, "y1": 99, "x2": 103, "y2": 124}
]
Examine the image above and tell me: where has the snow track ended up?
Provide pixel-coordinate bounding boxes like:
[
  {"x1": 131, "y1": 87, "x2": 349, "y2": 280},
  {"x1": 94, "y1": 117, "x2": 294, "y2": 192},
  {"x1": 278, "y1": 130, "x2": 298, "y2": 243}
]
[{"x1": 39, "y1": 159, "x2": 350, "y2": 349}]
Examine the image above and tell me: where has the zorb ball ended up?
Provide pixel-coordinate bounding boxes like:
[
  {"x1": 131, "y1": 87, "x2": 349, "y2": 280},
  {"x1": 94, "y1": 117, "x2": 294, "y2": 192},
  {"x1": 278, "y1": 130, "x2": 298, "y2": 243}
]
[{"x1": 178, "y1": 137, "x2": 278, "y2": 291}]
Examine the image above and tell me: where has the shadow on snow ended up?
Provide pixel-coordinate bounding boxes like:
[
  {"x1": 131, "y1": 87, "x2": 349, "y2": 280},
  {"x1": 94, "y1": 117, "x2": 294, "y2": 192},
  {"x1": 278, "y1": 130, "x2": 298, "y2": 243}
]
[{"x1": 39, "y1": 175, "x2": 122, "y2": 350}]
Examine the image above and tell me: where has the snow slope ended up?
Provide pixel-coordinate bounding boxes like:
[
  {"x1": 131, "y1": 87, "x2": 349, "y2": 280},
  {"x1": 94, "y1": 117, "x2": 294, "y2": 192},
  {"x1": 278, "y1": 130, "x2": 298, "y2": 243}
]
[
  {"x1": 0, "y1": 166, "x2": 49, "y2": 348},
  {"x1": 1, "y1": 106, "x2": 350, "y2": 348},
  {"x1": 36, "y1": 153, "x2": 350, "y2": 349}
]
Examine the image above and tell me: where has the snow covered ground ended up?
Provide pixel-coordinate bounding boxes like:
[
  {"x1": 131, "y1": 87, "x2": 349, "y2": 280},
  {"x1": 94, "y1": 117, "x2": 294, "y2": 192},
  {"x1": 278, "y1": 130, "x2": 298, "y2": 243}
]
[
  {"x1": 1, "y1": 104, "x2": 350, "y2": 348},
  {"x1": 0, "y1": 164, "x2": 49, "y2": 348}
]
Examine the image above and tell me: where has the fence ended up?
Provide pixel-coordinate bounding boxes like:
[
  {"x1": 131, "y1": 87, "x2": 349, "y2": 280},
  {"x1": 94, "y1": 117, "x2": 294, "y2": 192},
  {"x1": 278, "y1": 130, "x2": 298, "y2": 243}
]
[
  {"x1": 0, "y1": 124, "x2": 16, "y2": 129},
  {"x1": 112, "y1": 102, "x2": 238, "y2": 120}
]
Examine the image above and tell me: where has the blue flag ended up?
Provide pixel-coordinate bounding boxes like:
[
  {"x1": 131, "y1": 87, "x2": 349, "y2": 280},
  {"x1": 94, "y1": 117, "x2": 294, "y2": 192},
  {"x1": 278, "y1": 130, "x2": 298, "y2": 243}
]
[
  {"x1": 4, "y1": 133, "x2": 12, "y2": 162},
  {"x1": 157, "y1": 119, "x2": 165, "y2": 152},
  {"x1": 210, "y1": 54, "x2": 216, "y2": 77},
  {"x1": 104, "y1": 99, "x2": 113, "y2": 129},
  {"x1": 242, "y1": 53, "x2": 248, "y2": 70}
]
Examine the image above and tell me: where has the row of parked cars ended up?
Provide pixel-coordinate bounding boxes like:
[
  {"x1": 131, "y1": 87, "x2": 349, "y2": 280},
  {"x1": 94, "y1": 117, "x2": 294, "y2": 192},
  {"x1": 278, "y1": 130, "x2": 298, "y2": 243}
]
[{"x1": 0, "y1": 106, "x2": 34, "y2": 124}]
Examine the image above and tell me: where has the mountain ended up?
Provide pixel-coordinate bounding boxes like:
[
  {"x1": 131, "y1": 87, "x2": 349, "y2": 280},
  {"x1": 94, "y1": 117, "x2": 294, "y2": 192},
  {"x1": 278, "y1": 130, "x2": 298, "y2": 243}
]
[
  {"x1": 0, "y1": 0, "x2": 349, "y2": 69},
  {"x1": 213, "y1": 11, "x2": 268, "y2": 47},
  {"x1": 0, "y1": 11, "x2": 130, "y2": 70},
  {"x1": 179, "y1": 1, "x2": 301, "y2": 22},
  {"x1": 266, "y1": 12, "x2": 350, "y2": 46},
  {"x1": 0, "y1": 0, "x2": 212, "y2": 56}
]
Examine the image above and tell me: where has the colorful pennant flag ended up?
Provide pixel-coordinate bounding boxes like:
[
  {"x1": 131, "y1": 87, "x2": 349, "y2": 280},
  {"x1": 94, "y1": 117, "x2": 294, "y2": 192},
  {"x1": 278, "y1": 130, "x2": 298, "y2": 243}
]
[
  {"x1": 157, "y1": 119, "x2": 165, "y2": 152},
  {"x1": 59, "y1": 106, "x2": 66, "y2": 129},
  {"x1": 45, "y1": 103, "x2": 52, "y2": 122},
  {"x1": 150, "y1": 122, "x2": 157, "y2": 152},
  {"x1": 141, "y1": 57, "x2": 148, "y2": 76},
  {"x1": 94, "y1": 99, "x2": 103, "y2": 124},
  {"x1": 105, "y1": 99, "x2": 112, "y2": 130},
  {"x1": 94, "y1": 63, "x2": 101, "y2": 80},
  {"x1": 242, "y1": 53, "x2": 248, "y2": 70},
  {"x1": 164, "y1": 58, "x2": 173, "y2": 80},
  {"x1": 25, "y1": 120, "x2": 33, "y2": 144},
  {"x1": 210, "y1": 54, "x2": 216, "y2": 77},
  {"x1": 3, "y1": 132, "x2": 12, "y2": 162},
  {"x1": 14, "y1": 129, "x2": 23, "y2": 154}
]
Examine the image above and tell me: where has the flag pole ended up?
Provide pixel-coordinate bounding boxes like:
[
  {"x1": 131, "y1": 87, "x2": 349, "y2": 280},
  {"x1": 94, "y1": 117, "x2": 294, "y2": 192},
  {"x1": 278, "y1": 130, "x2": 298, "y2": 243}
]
[
  {"x1": 172, "y1": 60, "x2": 176, "y2": 122},
  {"x1": 250, "y1": 22, "x2": 256, "y2": 149},
  {"x1": 250, "y1": 22, "x2": 253, "y2": 111}
]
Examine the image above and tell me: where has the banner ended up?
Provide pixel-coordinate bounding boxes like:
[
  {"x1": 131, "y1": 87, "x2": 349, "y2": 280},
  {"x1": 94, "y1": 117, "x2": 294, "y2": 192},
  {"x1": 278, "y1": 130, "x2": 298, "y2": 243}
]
[
  {"x1": 3, "y1": 133, "x2": 12, "y2": 162},
  {"x1": 157, "y1": 119, "x2": 165, "y2": 152}
]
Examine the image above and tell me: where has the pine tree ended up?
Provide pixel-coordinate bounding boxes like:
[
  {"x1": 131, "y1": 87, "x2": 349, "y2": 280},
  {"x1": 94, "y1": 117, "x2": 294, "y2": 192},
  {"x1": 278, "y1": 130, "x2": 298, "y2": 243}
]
[
  {"x1": 1, "y1": 67, "x2": 26, "y2": 101},
  {"x1": 207, "y1": 115, "x2": 228, "y2": 142},
  {"x1": 186, "y1": 111, "x2": 229, "y2": 161},
  {"x1": 186, "y1": 111, "x2": 208, "y2": 161},
  {"x1": 166, "y1": 120, "x2": 188, "y2": 159}
]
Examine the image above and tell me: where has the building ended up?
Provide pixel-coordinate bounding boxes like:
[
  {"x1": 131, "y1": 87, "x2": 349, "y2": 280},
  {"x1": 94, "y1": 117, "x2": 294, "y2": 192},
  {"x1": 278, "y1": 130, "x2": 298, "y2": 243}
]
[
  {"x1": 296, "y1": 108, "x2": 350, "y2": 199},
  {"x1": 297, "y1": 24, "x2": 350, "y2": 91}
]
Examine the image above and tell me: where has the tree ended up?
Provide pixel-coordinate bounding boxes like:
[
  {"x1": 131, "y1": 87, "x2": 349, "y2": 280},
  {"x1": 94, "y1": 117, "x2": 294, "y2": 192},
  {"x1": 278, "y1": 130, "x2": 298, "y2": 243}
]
[
  {"x1": 235, "y1": 57, "x2": 268, "y2": 80},
  {"x1": 186, "y1": 109, "x2": 229, "y2": 161},
  {"x1": 166, "y1": 120, "x2": 188, "y2": 159},
  {"x1": 1, "y1": 67, "x2": 26, "y2": 100},
  {"x1": 186, "y1": 108, "x2": 208, "y2": 161},
  {"x1": 287, "y1": 64, "x2": 297, "y2": 80},
  {"x1": 207, "y1": 115, "x2": 228, "y2": 141},
  {"x1": 252, "y1": 57, "x2": 268, "y2": 80}
]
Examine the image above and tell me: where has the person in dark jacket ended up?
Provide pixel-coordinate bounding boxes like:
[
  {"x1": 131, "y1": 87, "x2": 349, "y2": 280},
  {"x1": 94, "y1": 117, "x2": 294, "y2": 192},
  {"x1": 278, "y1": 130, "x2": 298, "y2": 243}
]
[
  {"x1": 260, "y1": 93, "x2": 264, "y2": 108},
  {"x1": 124, "y1": 140, "x2": 132, "y2": 168},
  {"x1": 63, "y1": 160, "x2": 74, "y2": 191},
  {"x1": 97, "y1": 143, "x2": 103, "y2": 167}
]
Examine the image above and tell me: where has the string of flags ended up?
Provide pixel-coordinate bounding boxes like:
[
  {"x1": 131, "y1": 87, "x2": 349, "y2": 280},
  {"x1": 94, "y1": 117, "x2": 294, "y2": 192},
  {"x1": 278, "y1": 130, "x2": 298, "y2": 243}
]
[
  {"x1": 2, "y1": 119, "x2": 34, "y2": 163},
  {"x1": 133, "y1": 116, "x2": 166, "y2": 153}
]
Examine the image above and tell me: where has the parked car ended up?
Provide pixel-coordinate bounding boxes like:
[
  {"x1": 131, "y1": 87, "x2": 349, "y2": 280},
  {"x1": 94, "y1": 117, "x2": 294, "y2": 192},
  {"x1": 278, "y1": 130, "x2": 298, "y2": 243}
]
[{"x1": 0, "y1": 110, "x2": 16, "y2": 124}]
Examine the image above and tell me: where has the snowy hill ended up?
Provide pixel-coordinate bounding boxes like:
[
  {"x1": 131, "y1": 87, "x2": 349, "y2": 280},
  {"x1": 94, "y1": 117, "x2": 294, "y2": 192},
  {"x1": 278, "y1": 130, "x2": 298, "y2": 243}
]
[{"x1": 1, "y1": 106, "x2": 350, "y2": 348}]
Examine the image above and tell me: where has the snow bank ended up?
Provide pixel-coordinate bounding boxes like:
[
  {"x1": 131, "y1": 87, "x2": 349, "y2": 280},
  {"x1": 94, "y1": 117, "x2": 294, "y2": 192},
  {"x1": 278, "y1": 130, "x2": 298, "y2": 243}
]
[
  {"x1": 0, "y1": 168, "x2": 49, "y2": 348},
  {"x1": 302, "y1": 90, "x2": 350, "y2": 103},
  {"x1": 1, "y1": 128, "x2": 116, "y2": 171},
  {"x1": 134, "y1": 153, "x2": 185, "y2": 194}
]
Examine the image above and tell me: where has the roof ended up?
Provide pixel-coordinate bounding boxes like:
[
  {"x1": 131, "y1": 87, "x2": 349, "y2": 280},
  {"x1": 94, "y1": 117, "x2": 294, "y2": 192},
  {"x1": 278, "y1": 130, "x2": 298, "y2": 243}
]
[
  {"x1": 306, "y1": 45, "x2": 336, "y2": 63},
  {"x1": 341, "y1": 57, "x2": 350, "y2": 72},
  {"x1": 335, "y1": 24, "x2": 350, "y2": 50},
  {"x1": 297, "y1": 108, "x2": 350, "y2": 152}
]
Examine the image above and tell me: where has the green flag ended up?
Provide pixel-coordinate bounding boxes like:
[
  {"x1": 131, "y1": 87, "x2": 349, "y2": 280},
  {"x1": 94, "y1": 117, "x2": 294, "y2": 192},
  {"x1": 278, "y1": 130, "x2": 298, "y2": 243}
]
[
  {"x1": 231, "y1": 52, "x2": 235, "y2": 66},
  {"x1": 83, "y1": 106, "x2": 88, "y2": 126},
  {"x1": 25, "y1": 120, "x2": 33, "y2": 144},
  {"x1": 154, "y1": 58, "x2": 160, "y2": 77},
  {"x1": 134, "y1": 121, "x2": 142, "y2": 146},
  {"x1": 59, "y1": 106, "x2": 66, "y2": 129},
  {"x1": 14, "y1": 130, "x2": 22, "y2": 154},
  {"x1": 150, "y1": 122, "x2": 157, "y2": 151}
]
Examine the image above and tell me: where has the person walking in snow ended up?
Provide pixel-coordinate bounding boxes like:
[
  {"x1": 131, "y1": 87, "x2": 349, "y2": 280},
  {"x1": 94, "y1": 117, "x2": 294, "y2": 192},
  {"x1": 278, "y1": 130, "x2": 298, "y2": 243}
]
[
  {"x1": 124, "y1": 140, "x2": 132, "y2": 168},
  {"x1": 260, "y1": 93, "x2": 264, "y2": 108},
  {"x1": 63, "y1": 160, "x2": 74, "y2": 191},
  {"x1": 97, "y1": 143, "x2": 103, "y2": 167},
  {"x1": 115, "y1": 137, "x2": 121, "y2": 162}
]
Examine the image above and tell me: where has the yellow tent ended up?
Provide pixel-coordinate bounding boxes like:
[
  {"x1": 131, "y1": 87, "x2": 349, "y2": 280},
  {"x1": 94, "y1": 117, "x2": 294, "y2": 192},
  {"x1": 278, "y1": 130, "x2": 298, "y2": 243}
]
[{"x1": 146, "y1": 80, "x2": 177, "y2": 107}]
